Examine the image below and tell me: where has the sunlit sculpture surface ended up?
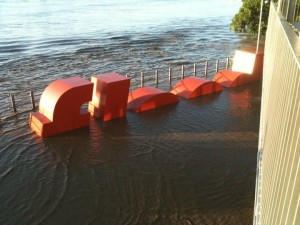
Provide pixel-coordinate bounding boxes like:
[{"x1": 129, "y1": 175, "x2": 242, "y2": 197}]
[
  {"x1": 88, "y1": 73, "x2": 130, "y2": 121},
  {"x1": 213, "y1": 50, "x2": 264, "y2": 88},
  {"x1": 171, "y1": 77, "x2": 222, "y2": 99},
  {"x1": 127, "y1": 87, "x2": 179, "y2": 113},
  {"x1": 29, "y1": 77, "x2": 93, "y2": 137}
]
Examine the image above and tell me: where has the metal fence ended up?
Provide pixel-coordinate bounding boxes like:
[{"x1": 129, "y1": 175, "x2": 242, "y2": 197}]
[
  {"x1": 128, "y1": 58, "x2": 230, "y2": 88},
  {"x1": 0, "y1": 57, "x2": 231, "y2": 119},
  {"x1": 253, "y1": 2, "x2": 300, "y2": 225},
  {"x1": 278, "y1": 0, "x2": 300, "y2": 30}
]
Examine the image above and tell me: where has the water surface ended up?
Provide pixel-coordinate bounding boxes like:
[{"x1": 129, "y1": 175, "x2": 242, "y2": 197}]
[{"x1": 0, "y1": 1, "x2": 261, "y2": 224}]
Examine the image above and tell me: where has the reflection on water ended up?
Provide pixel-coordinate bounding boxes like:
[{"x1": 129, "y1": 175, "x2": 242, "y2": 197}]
[
  {"x1": 0, "y1": 82, "x2": 260, "y2": 225},
  {"x1": 0, "y1": 0, "x2": 262, "y2": 224}
]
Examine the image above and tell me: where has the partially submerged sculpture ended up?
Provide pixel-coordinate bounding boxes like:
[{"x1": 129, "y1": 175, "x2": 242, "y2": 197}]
[
  {"x1": 88, "y1": 73, "x2": 130, "y2": 121},
  {"x1": 213, "y1": 50, "x2": 264, "y2": 88},
  {"x1": 29, "y1": 51, "x2": 264, "y2": 137},
  {"x1": 29, "y1": 77, "x2": 93, "y2": 137},
  {"x1": 171, "y1": 77, "x2": 222, "y2": 99},
  {"x1": 127, "y1": 87, "x2": 179, "y2": 113}
]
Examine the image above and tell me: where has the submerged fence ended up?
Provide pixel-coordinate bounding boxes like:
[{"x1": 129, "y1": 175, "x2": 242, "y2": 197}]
[{"x1": 0, "y1": 57, "x2": 231, "y2": 119}]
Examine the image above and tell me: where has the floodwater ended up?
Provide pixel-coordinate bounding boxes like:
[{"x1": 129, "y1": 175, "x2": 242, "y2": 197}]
[{"x1": 0, "y1": 0, "x2": 262, "y2": 224}]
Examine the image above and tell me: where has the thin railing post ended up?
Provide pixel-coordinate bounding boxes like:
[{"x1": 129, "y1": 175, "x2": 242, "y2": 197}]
[
  {"x1": 169, "y1": 67, "x2": 172, "y2": 87},
  {"x1": 155, "y1": 69, "x2": 158, "y2": 87},
  {"x1": 194, "y1": 63, "x2": 196, "y2": 77},
  {"x1": 141, "y1": 71, "x2": 144, "y2": 87},
  {"x1": 30, "y1": 90, "x2": 36, "y2": 109},
  {"x1": 215, "y1": 59, "x2": 219, "y2": 73},
  {"x1": 205, "y1": 61, "x2": 208, "y2": 78},
  {"x1": 181, "y1": 65, "x2": 185, "y2": 79},
  {"x1": 10, "y1": 93, "x2": 17, "y2": 113},
  {"x1": 226, "y1": 57, "x2": 230, "y2": 69}
]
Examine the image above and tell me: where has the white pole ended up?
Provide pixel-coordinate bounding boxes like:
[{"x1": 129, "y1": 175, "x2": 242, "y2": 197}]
[
  {"x1": 277, "y1": 0, "x2": 283, "y2": 13},
  {"x1": 256, "y1": 0, "x2": 264, "y2": 53}
]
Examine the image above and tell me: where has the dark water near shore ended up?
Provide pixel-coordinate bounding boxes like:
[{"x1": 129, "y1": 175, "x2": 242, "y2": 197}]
[{"x1": 0, "y1": 0, "x2": 262, "y2": 224}]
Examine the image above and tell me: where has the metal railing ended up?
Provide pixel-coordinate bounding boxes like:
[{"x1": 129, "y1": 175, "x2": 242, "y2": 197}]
[
  {"x1": 0, "y1": 57, "x2": 231, "y2": 120},
  {"x1": 278, "y1": 0, "x2": 300, "y2": 34},
  {"x1": 0, "y1": 90, "x2": 43, "y2": 118},
  {"x1": 253, "y1": 3, "x2": 300, "y2": 225},
  {"x1": 128, "y1": 58, "x2": 230, "y2": 89}
]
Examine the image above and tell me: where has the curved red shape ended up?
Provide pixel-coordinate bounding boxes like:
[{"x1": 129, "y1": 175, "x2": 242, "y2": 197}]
[
  {"x1": 29, "y1": 77, "x2": 93, "y2": 137},
  {"x1": 170, "y1": 77, "x2": 222, "y2": 99},
  {"x1": 127, "y1": 87, "x2": 179, "y2": 113},
  {"x1": 213, "y1": 51, "x2": 264, "y2": 88},
  {"x1": 212, "y1": 70, "x2": 262, "y2": 88}
]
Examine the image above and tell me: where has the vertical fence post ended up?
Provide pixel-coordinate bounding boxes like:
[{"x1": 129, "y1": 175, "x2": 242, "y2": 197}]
[
  {"x1": 10, "y1": 94, "x2": 17, "y2": 113},
  {"x1": 169, "y1": 67, "x2": 172, "y2": 87},
  {"x1": 215, "y1": 59, "x2": 219, "y2": 73},
  {"x1": 155, "y1": 69, "x2": 158, "y2": 87},
  {"x1": 30, "y1": 90, "x2": 36, "y2": 109},
  {"x1": 141, "y1": 71, "x2": 144, "y2": 87},
  {"x1": 226, "y1": 57, "x2": 230, "y2": 69},
  {"x1": 205, "y1": 61, "x2": 208, "y2": 78},
  {"x1": 194, "y1": 63, "x2": 196, "y2": 77},
  {"x1": 181, "y1": 65, "x2": 185, "y2": 79}
]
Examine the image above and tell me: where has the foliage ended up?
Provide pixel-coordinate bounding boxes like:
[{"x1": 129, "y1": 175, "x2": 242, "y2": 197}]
[{"x1": 230, "y1": 0, "x2": 271, "y2": 35}]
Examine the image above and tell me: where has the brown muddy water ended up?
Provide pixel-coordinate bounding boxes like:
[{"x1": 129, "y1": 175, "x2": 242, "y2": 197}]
[
  {"x1": 0, "y1": 0, "x2": 262, "y2": 224},
  {"x1": 0, "y1": 82, "x2": 261, "y2": 225}
]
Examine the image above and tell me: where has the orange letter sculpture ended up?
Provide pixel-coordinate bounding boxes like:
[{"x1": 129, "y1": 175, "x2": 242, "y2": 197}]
[
  {"x1": 213, "y1": 50, "x2": 264, "y2": 88},
  {"x1": 127, "y1": 87, "x2": 179, "y2": 113},
  {"x1": 88, "y1": 73, "x2": 130, "y2": 121},
  {"x1": 170, "y1": 77, "x2": 222, "y2": 99},
  {"x1": 29, "y1": 77, "x2": 93, "y2": 137}
]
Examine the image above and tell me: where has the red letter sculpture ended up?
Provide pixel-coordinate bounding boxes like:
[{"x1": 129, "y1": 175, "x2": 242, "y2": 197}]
[
  {"x1": 213, "y1": 50, "x2": 264, "y2": 88},
  {"x1": 127, "y1": 87, "x2": 179, "y2": 113},
  {"x1": 29, "y1": 77, "x2": 93, "y2": 137},
  {"x1": 88, "y1": 73, "x2": 130, "y2": 121},
  {"x1": 171, "y1": 77, "x2": 222, "y2": 99}
]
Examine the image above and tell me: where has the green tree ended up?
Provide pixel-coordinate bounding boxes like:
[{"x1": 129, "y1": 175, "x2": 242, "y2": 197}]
[{"x1": 231, "y1": 0, "x2": 271, "y2": 35}]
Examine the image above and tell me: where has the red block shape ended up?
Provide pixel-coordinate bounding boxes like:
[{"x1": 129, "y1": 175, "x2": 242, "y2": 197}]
[
  {"x1": 29, "y1": 77, "x2": 94, "y2": 137},
  {"x1": 88, "y1": 73, "x2": 130, "y2": 121},
  {"x1": 213, "y1": 51, "x2": 264, "y2": 88},
  {"x1": 127, "y1": 87, "x2": 179, "y2": 113},
  {"x1": 170, "y1": 77, "x2": 222, "y2": 99}
]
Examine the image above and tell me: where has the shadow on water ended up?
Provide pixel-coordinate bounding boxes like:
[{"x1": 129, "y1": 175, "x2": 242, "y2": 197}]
[
  {"x1": 0, "y1": 81, "x2": 260, "y2": 225},
  {"x1": 128, "y1": 103, "x2": 178, "y2": 120},
  {"x1": 0, "y1": 0, "x2": 261, "y2": 223},
  {"x1": 39, "y1": 118, "x2": 132, "y2": 167},
  {"x1": 186, "y1": 91, "x2": 222, "y2": 106}
]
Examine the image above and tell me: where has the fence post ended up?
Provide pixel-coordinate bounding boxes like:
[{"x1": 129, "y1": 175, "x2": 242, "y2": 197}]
[
  {"x1": 181, "y1": 65, "x2": 185, "y2": 79},
  {"x1": 141, "y1": 71, "x2": 144, "y2": 87},
  {"x1": 226, "y1": 57, "x2": 230, "y2": 69},
  {"x1": 215, "y1": 59, "x2": 219, "y2": 73},
  {"x1": 10, "y1": 94, "x2": 17, "y2": 113},
  {"x1": 30, "y1": 90, "x2": 36, "y2": 109},
  {"x1": 155, "y1": 69, "x2": 159, "y2": 87},
  {"x1": 194, "y1": 63, "x2": 196, "y2": 77},
  {"x1": 169, "y1": 67, "x2": 172, "y2": 86},
  {"x1": 205, "y1": 61, "x2": 208, "y2": 78}
]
